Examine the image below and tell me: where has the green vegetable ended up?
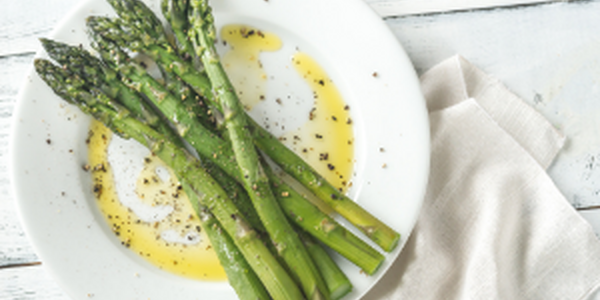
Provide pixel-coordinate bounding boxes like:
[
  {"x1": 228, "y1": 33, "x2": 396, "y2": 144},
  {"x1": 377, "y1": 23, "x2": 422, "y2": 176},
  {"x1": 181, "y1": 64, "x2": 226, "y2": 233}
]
[
  {"x1": 35, "y1": 57, "x2": 302, "y2": 300},
  {"x1": 88, "y1": 2, "x2": 400, "y2": 252},
  {"x1": 297, "y1": 231, "x2": 352, "y2": 300},
  {"x1": 36, "y1": 0, "x2": 406, "y2": 298},
  {"x1": 187, "y1": 0, "x2": 329, "y2": 298},
  {"x1": 43, "y1": 36, "x2": 385, "y2": 276}
]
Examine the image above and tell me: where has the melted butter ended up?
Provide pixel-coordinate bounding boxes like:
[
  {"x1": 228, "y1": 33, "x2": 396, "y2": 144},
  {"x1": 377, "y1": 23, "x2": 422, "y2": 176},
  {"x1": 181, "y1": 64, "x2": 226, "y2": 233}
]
[
  {"x1": 221, "y1": 24, "x2": 282, "y2": 109},
  {"x1": 221, "y1": 24, "x2": 354, "y2": 192},
  {"x1": 88, "y1": 120, "x2": 226, "y2": 281},
  {"x1": 284, "y1": 53, "x2": 354, "y2": 192},
  {"x1": 89, "y1": 24, "x2": 353, "y2": 281}
]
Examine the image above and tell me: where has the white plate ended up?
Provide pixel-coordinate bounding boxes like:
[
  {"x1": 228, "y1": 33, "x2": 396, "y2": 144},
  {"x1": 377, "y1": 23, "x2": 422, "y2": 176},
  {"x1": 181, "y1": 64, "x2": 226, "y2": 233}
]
[{"x1": 10, "y1": 0, "x2": 430, "y2": 299}]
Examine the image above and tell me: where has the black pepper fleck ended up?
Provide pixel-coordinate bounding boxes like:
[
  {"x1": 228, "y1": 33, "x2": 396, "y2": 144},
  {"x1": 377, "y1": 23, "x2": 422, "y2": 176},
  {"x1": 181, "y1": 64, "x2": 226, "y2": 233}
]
[
  {"x1": 309, "y1": 107, "x2": 317, "y2": 120},
  {"x1": 93, "y1": 184, "x2": 102, "y2": 197}
]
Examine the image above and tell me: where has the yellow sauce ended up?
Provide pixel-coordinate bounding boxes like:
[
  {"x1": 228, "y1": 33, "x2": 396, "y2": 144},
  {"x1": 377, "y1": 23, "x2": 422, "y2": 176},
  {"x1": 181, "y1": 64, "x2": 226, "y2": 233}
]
[
  {"x1": 221, "y1": 24, "x2": 282, "y2": 109},
  {"x1": 284, "y1": 53, "x2": 354, "y2": 192},
  {"x1": 88, "y1": 120, "x2": 226, "y2": 281},
  {"x1": 221, "y1": 24, "x2": 354, "y2": 192},
  {"x1": 89, "y1": 24, "x2": 353, "y2": 282}
]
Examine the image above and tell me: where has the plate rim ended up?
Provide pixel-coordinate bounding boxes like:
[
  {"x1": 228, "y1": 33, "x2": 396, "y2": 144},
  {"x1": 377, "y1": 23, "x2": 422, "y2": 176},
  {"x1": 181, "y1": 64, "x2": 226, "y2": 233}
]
[{"x1": 9, "y1": 0, "x2": 430, "y2": 298}]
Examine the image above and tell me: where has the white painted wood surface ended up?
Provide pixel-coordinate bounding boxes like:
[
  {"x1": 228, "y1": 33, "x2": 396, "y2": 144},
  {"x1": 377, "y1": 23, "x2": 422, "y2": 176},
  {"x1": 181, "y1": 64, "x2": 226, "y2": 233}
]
[
  {"x1": 364, "y1": 0, "x2": 559, "y2": 17},
  {"x1": 2, "y1": 0, "x2": 600, "y2": 299},
  {"x1": 385, "y1": 0, "x2": 600, "y2": 209},
  {"x1": 1, "y1": 2, "x2": 82, "y2": 298}
]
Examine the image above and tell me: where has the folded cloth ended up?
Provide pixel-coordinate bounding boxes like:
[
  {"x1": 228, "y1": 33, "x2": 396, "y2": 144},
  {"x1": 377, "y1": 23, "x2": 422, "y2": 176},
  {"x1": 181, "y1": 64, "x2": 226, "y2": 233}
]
[{"x1": 363, "y1": 56, "x2": 600, "y2": 300}]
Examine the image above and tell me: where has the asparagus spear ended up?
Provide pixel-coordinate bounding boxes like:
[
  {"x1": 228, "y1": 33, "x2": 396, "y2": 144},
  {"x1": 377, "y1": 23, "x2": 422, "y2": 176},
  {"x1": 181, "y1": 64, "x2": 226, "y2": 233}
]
[
  {"x1": 297, "y1": 231, "x2": 351, "y2": 300},
  {"x1": 35, "y1": 57, "x2": 303, "y2": 300},
  {"x1": 183, "y1": 184, "x2": 271, "y2": 300},
  {"x1": 161, "y1": 0, "x2": 195, "y2": 60},
  {"x1": 87, "y1": 14, "x2": 215, "y2": 100},
  {"x1": 40, "y1": 35, "x2": 350, "y2": 296},
  {"x1": 45, "y1": 36, "x2": 383, "y2": 276},
  {"x1": 210, "y1": 158, "x2": 355, "y2": 292},
  {"x1": 87, "y1": 6, "x2": 400, "y2": 252},
  {"x1": 187, "y1": 1, "x2": 329, "y2": 299},
  {"x1": 40, "y1": 36, "x2": 279, "y2": 270},
  {"x1": 265, "y1": 165, "x2": 384, "y2": 275},
  {"x1": 88, "y1": 23, "x2": 239, "y2": 168},
  {"x1": 38, "y1": 38, "x2": 162, "y2": 129}
]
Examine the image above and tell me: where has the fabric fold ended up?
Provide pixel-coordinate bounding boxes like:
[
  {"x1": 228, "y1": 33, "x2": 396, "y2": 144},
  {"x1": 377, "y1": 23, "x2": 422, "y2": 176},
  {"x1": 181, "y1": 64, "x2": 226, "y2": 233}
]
[
  {"x1": 363, "y1": 56, "x2": 600, "y2": 300},
  {"x1": 421, "y1": 56, "x2": 565, "y2": 168}
]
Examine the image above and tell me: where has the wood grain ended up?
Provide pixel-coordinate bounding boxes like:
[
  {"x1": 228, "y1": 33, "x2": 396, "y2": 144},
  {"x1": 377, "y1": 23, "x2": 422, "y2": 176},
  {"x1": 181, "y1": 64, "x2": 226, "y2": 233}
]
[
  {"x1": 386, "y1": 0, "x2": 600, "y2": 208},
  {"x1": 0, "y1": 0, "x2": 82, "y2": 57},
  {"x1": 365, "y1": 0, "x2": 558, "y2": 17},
  {"x1": 1, "y1": 1, "x2": 79, "y2": 298},
  {"x1": 0, "y1": 264, "x2": 68, "y2": 300},
  {"x1": 0, "y1": 53, "x2": 39, "y2": 269}
]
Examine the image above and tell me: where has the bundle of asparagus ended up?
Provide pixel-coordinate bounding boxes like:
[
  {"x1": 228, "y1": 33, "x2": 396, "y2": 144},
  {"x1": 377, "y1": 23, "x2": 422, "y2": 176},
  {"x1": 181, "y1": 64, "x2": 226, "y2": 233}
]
[{"x1": 34, "y1": 0, "x2": 402, "y2": 299}]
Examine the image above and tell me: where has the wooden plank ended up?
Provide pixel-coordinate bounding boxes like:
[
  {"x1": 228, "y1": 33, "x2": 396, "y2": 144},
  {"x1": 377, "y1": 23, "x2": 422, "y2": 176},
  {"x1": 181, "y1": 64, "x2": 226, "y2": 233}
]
[
  {"x1": 365, "y1": 0, "x2": 559, "y2": 17},
  {"x1": 386, "y1": 0, "x2": 600, "y2": 208},
  {"x1": 0, "y1": 0, "x2": 81, "y2": 57},
  {"x1": 0, "y1": 264, "x2": 69, "y2": 299},
  {"x1": 580, "y1": 209, "x2": 600, "y2": 239},
  {"x1": 0, "y1": 53, "x2": 40, "y2": 268}
]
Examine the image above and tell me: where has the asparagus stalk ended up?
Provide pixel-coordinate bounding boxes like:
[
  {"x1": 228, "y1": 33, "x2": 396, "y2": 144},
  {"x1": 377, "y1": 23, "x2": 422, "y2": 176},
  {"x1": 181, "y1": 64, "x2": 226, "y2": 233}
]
[
  {"x1": 38, "y1": 38, "x2": 162, "y2": 128},
  {"x1": 85, "y1": 25, "x2": 242, "y2": 179},
  {"x1": 187, "y1": 1, "x2": 329, "y2": 299},
  {"x1": 96, "y1": 28, "x2": 384, "y2": 274},
  {"x1": 40, "y1": 37, "x2": 278, "y2": 271},
  {"x1": 87, "y1": 5, "x2": 400, "y2": 252},
  {"x1": 90, "y1": 23, "x2": 235, "y2": 161},
  {"x1": 183, "y1": 184, "x2": 270, "y2": 300},
  {"x1": 50, "y1": 31, "x2": 383, "y2": 276},
  {"x1": 210, "y1": 157, "x2": 355, "y2": 292},
  {"x1": 265, "y1": 165, "x2": 384, "y2": 275},
  {"x1": 87, "y1": 15, "x2": 214, "y2": 100},
  {"x1": 159, "y1": 0, "x2": 222, "y2": 134},
  {"x1": 251, "y1": 122, "x2": 400, "y2": 252},
  {"x1": 214, "y1": 156, "x2": 354, "y2": 294},
  {"x1": 297, "y1": 231, "x2": 352, "y2": 300},
  {"x1": 161, "y1": 0, "x2": 195, "y2": 60},
  {"x1": 106, "y1": 0, "x2": 170, "y2": 46},
  {"x1": 35, "y1": 57, "x2": 303, "y2": 300}
]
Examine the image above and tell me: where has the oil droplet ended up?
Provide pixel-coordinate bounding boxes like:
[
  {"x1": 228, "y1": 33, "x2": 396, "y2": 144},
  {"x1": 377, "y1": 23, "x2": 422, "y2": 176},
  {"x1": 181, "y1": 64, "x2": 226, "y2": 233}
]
[
  {"x1": 221, "y1": 24, "x2": 282, "y2": 109},
  {"x1": 88, "y1": 120, "x2": 226, "y2": 281},
  {"x1": 284, "y1": 52, "x2": 354, "y2": 192}
]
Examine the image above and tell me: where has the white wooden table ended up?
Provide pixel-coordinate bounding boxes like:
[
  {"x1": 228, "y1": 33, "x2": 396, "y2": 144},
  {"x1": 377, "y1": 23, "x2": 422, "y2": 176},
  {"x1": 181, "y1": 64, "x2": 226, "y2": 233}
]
[{"x1": 3, "y1": 0, "x2": 600, "y2": 298}]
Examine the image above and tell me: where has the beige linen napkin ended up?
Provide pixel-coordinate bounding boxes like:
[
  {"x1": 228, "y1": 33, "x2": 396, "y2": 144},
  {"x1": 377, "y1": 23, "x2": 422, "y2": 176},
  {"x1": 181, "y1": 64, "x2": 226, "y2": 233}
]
[{"x1": 364, "y1": 56, "x2": 600, "y2": 299}]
